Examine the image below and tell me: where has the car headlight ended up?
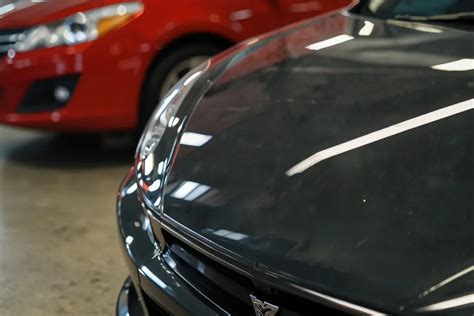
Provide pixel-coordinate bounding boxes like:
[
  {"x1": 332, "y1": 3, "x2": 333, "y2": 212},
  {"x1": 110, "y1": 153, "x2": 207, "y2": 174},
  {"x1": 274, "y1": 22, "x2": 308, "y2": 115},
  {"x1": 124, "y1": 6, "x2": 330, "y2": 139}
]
[
  {"x1": 15, "y1": 2, "x2": 143, "y2": 52},
  {"x1": 135, "y1": 60, "x2": 211, "y2": 212}
]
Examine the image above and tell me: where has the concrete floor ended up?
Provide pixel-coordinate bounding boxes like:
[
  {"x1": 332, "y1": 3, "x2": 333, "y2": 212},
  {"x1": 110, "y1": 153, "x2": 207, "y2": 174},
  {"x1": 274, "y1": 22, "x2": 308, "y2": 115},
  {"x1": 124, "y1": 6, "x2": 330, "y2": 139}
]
[{"x1": 0, "y1": 126, "x2": 134, "y2": 315}]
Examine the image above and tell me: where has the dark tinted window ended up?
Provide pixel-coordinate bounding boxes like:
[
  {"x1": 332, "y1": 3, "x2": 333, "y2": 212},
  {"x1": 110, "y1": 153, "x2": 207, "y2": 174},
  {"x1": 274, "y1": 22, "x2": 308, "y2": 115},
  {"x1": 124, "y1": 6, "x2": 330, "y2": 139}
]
[{"x1": 353, "y1": 0, "x2": 474, "y2": 19}]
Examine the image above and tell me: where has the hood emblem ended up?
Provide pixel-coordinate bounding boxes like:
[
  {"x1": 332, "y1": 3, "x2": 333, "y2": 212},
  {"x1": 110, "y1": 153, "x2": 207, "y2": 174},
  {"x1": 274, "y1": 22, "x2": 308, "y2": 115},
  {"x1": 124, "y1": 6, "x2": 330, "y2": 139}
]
[{"x1": 250, "y1": 294, "x2": 279, "y2": 316}]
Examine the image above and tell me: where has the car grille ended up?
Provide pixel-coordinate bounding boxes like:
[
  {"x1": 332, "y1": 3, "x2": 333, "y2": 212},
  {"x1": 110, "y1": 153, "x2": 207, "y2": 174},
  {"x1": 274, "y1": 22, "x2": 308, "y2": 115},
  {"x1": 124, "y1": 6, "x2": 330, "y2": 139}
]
[
  {"x1": 141, "y1": 290, "x2": 170, "y2": 316},
  {"x1": 162, "y1": 230, "x2": 351, "y2": 316},
  {"x1": 0, "y1": 28, "x2": 26, "y2": 59}
]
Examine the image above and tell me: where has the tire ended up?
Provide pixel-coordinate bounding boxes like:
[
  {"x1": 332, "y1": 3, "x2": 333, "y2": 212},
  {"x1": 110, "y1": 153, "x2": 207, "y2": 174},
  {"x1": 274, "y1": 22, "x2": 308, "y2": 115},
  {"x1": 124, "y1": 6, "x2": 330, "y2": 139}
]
[{"x1": 138, "y1": 40, "x2": 228, "y2": 133}]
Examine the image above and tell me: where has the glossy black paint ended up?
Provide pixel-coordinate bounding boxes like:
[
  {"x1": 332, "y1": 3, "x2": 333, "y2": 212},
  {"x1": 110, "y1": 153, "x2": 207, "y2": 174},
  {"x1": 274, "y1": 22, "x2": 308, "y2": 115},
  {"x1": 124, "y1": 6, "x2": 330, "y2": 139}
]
[
  {"x1": 161, "y1": 13, "x2": 474, "y2": 314},
  {"x1": 120, "y1": 9, "x2": 474, "y2": 316},
  {"x1": 117, "y1": 169, "x2": 221, "y2": 315}
]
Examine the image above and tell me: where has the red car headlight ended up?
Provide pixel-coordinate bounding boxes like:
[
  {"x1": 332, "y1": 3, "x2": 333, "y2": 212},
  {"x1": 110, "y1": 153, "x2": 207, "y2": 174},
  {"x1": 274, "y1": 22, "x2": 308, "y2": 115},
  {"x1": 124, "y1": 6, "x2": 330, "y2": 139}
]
[{"x1": 15, "y1": 2, "x2": 143, "y2": 52}]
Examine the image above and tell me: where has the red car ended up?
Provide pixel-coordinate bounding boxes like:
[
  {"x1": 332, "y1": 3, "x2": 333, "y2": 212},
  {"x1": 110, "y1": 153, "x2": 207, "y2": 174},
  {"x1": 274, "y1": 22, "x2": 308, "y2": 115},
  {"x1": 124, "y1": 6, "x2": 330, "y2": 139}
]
[{"x1": 0, "y1": 0, "x2": 351, "y2": 132}]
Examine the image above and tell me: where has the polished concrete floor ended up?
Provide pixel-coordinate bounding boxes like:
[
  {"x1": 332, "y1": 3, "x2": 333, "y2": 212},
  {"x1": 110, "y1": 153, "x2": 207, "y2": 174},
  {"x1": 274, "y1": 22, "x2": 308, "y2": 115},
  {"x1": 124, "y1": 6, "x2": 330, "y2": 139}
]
[{"x1": 0, "y1": 126, "x2": 133, "y2": 315}]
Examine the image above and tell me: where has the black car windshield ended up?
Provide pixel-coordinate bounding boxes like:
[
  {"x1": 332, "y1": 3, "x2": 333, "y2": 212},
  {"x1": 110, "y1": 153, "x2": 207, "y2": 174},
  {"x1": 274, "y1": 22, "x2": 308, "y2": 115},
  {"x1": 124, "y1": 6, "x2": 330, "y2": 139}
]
[{"x1": 352, "y1": 0, "x2": 474, "y2": 27}]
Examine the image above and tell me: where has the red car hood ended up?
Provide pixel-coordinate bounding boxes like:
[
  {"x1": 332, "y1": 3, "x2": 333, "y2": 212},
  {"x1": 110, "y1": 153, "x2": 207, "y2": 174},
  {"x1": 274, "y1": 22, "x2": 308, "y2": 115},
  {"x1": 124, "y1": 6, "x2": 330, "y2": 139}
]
[{"x1": 0, "y1": 0, "x2": 130, "y2": 28}]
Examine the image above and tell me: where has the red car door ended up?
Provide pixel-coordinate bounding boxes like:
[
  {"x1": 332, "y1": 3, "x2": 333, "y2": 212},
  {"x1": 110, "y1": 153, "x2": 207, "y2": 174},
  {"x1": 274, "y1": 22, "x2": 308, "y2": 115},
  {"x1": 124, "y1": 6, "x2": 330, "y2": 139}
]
[
  {"x1": 278, "y1": 0, "x2": 353, "y2": 24},
  {"x1": 249, "y1": 0, "x2": 352, "y2": 36}
]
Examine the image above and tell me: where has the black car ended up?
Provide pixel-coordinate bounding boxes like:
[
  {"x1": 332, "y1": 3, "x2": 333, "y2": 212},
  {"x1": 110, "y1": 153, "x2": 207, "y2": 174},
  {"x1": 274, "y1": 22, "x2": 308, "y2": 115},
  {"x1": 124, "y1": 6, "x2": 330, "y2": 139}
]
[{"x1": 116, "y1": 0, "x2": 474, "y2": 314}]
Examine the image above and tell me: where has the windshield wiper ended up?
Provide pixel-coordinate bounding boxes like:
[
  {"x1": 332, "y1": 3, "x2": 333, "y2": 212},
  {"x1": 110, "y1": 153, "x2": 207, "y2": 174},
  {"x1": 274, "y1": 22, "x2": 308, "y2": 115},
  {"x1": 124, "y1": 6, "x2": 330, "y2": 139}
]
[{"x1": 394, "y1": 12, "x2": 474, "y2": 23}]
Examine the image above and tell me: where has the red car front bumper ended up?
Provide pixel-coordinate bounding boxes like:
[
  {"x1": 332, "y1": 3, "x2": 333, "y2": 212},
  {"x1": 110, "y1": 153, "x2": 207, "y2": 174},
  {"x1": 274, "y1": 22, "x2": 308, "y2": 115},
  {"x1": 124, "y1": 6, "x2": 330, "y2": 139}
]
[{"x1": 0, "y1": 26, "x2": 152, "y2": 132}]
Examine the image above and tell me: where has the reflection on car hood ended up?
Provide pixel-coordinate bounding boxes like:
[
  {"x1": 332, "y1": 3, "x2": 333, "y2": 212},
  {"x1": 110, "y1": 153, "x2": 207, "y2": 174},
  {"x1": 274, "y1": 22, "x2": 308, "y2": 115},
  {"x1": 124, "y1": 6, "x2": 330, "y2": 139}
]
[{"x1": 163, "y1": 13, "x2": 474, "y2": 314}]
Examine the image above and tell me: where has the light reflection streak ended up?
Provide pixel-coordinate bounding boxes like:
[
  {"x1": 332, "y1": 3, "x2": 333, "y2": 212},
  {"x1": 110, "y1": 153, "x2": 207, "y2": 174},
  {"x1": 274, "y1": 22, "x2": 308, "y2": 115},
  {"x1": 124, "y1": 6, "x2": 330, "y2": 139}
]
[
  {"x1": 306, "y1": 34, "x2": 354, "y2": 51},
  {"x1": 125, "y1": 183, "x2": 137, "y2": 195},
  {"x1": 358, "y1": 21, "x2": 374, "y2": 36},
  {"x1": 171, "y1": 181, "x2": 200, "y2": 199},
  {"x1": 420, "y1": 265, "x2": 474, "y2": 298},
  {"x1": 291, "y1": 283, "x2": 385, "y2": 315},
  {"x1": 0, "y1": 4, "x2": 15, "y2": 16},
  {"x1": 125, "y1": 236, "x2": 134, "y2": 245},
  {"x1": 184, "y1": 70, "x2": 202, "y2": 86},
  {"x1": 431, "y1": 59, "x2": 474, "y2": 72},
  {"x1": 183, "y1": 184, "x2": 210, "y2": 201},
  {"x1": 140, "y1": 266, "x2": 168, "y2": 289},
  {"x1": 143, "y1": 153, "x2": 154, "y2": 176},
  {"x1": 286, "y1": 98, "x2": 474, "y2": 176},
  {"x1": 388, "y1": 20, "x2": 443, "y2": 33},
  {"x1": 170, "y1": 181, "x2": 211, "y2": 201},
  {"x1": 147, "y1": 179, "x2": 162, "y2": 192},
  {"x1": 418, "y1": 294, "x2": 474, "y2": 312},
  {"x1": 213, "y1": 229, "x2": 249, "y2": 241},
  {"x1": 180, "y1": 132, "x2": 212, "y2": 147}
]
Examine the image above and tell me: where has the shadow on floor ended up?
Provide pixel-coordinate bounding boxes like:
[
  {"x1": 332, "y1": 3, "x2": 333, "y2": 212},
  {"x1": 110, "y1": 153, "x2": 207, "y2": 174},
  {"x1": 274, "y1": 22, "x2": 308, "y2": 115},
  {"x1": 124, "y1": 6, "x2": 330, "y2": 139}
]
[{"x1": 5, "y1": 133, "x2": 136, "y2": 170}]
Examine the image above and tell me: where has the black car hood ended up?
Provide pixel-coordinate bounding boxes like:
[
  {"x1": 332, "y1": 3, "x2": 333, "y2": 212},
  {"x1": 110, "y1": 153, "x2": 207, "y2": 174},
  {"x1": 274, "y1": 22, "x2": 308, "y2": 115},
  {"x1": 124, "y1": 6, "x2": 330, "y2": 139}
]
[{"x1": 162, "y1": 13, "x2": 474, "y2": 314}]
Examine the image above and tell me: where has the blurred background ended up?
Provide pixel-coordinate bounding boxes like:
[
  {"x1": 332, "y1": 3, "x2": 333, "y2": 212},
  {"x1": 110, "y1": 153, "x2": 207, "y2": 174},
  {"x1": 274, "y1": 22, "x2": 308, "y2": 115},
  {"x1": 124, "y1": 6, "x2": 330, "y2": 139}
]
[{"x1": 0, "y1": 128, "x2": 131, "y2": 315}]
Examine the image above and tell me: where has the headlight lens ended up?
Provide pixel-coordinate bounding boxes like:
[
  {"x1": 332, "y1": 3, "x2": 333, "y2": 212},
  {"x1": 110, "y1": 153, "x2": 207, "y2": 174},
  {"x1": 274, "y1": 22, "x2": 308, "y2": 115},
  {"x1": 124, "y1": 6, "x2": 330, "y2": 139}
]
[
  {"x1": 15, "y1": 2, "x2": 143, "y2": 52},
  {"x1": 136, "y1": 60, "x2": 211, "y2": 211}
]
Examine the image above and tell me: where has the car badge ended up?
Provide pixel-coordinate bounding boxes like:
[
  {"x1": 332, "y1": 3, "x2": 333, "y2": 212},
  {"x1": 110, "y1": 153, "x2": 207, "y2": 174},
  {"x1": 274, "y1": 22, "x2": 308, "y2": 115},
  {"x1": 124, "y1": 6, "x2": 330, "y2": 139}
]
[{"x1": 250, "y1": 294, "x2": 279, "y2": 316}]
